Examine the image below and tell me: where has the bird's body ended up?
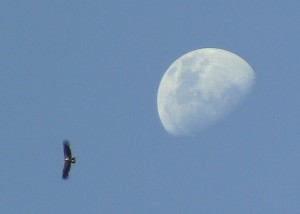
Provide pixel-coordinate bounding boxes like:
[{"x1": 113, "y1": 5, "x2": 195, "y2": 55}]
[
  {"x1": 62, "y1": 140, "x2": 76, "y2": 180},
  {"x1": 64, "y1": 157, "x2": 76, "y2": 163}
]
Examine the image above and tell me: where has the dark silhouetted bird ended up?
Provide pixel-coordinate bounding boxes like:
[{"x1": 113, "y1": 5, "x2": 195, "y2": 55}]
[{"x1": 62, "y1": 140, "x2": 76, "y2": 180}]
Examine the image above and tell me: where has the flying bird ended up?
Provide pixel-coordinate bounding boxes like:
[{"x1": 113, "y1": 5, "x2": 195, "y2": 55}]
[{"x1": 62, "y1": 140, "x2": 76, "y2": 180}]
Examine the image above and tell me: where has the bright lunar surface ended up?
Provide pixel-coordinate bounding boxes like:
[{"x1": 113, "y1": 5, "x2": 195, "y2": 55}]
[{"x1": 157, "y1": 48, "x2": 255, "y2": 136}]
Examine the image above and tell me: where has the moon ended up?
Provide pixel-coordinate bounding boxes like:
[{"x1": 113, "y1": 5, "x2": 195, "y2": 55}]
[{"x1": 157, "y1": 48, "x2": 255, "y2": 136}]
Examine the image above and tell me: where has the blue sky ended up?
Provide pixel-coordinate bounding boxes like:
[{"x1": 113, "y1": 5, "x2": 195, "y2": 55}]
[{"x1": 1, "y1": 1, "x2": 300, "y2": 213}]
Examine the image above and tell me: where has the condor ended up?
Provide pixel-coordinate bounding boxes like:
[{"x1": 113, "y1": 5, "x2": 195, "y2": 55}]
[{"x1": 62, "y1": 140, "x2": 76, "y2": 180}]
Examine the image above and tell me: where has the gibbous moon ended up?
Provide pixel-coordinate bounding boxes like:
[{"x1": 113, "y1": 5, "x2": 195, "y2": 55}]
[{"x1": 157, "y1": 48, "x2": 255, "y2": 136}]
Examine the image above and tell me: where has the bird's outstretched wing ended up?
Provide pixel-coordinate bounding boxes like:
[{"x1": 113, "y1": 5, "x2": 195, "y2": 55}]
[
  {"x1": 62, "y1": 163, "x2": 71, "y2": 180},
  {"x1": 63, "y1": 140, "x2": 72, "y2": 158}
]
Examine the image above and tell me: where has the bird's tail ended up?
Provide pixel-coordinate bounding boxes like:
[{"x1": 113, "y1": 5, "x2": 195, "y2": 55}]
[{"x1": 72, "y1": 157, "x2": 76, "y2": 163}]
